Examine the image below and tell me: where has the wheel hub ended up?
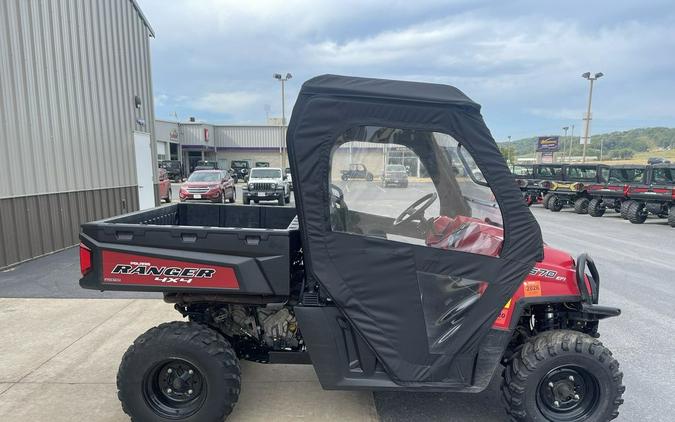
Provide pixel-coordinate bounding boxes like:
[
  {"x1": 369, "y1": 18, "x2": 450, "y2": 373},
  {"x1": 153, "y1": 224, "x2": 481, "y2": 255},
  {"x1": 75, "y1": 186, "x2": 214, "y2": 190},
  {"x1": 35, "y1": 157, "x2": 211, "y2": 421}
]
[
  {"x1": 144, "y1": 359, "x2": 206, "y2": 418},
  {"x1": 537, "y1": 366, "x2": 599, "y2": 421}
]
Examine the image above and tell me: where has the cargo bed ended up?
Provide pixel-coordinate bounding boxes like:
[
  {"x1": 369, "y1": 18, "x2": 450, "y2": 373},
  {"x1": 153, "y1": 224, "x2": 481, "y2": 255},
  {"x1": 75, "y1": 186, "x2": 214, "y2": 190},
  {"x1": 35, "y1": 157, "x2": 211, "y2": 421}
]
[{"x1": 79, "y1": 203, "x2": 300, "y2": 299}]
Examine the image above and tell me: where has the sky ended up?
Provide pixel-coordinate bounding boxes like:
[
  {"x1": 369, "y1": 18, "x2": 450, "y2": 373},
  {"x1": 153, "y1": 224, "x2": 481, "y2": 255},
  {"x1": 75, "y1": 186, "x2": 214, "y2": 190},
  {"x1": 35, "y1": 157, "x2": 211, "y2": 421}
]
[{"x1": 138, "y1": 0, "x2": 675, "y2": 141}]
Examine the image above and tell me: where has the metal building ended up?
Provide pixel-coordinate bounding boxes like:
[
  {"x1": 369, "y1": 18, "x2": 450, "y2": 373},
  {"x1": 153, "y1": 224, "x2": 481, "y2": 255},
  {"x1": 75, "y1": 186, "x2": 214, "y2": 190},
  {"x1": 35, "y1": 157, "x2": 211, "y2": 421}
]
[
  {"x1": 156, "y1": 120, "x2": 289, "y2": 173},
  {"x1": 0, "y1": 0, "x2": 156, "y2": 268}
]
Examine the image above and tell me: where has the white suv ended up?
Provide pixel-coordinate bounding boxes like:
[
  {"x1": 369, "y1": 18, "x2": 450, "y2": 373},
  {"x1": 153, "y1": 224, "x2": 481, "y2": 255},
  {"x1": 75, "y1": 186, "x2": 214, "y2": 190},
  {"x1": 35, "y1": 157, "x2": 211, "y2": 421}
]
[{"x1": 243, "y1": 167, "x2": 290, "y2": 205}]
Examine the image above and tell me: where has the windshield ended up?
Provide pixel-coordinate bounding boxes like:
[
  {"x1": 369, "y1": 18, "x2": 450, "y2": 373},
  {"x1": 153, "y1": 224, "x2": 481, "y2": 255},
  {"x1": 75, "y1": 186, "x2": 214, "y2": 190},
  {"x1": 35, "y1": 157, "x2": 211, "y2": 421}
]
[
  {"x1": 250, "y1": 169, "x2": 282, "y2": 179},
  {"x1": 653, "y1": 168, "x2": 674, "y2": 184},
  {"x1": 386, "y1": 165, "x2": 407, "y2": 172},
  {"x1": 188, "y1": 171, "x2": 220, "y2": 182},
  {"x1": 566, "y1": 166, "x2": 597, "y2": 180},
  {"x1": 608, "y1": 168, "x2": 644, "y2": 183},
  {"x1": 512, "y1": 165, "x2": 533, "y2": 177},
  {"x1": 161, "y1": 161, "x2": 180, "y2": 169},
  {"x1": 534, "y1": 165, "x2": 563, "y2": 179}
]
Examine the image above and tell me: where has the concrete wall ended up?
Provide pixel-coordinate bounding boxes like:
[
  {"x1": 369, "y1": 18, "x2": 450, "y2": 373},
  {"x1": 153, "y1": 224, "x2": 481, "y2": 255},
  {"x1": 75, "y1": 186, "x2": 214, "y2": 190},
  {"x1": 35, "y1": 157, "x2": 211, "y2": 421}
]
[{"x1": 0, "y1": 0, "x2": 155, "y2": 268}]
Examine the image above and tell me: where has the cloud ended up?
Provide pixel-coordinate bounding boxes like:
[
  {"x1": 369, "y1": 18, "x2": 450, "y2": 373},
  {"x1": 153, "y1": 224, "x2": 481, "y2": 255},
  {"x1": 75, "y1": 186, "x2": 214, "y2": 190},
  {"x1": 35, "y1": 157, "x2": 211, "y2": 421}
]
[
  {"x1": 190, "y1": 91, "x2": 262, "y2": 114},
  {"x1": 137, "y1": 0, "x2": 675, "y2": 138}
]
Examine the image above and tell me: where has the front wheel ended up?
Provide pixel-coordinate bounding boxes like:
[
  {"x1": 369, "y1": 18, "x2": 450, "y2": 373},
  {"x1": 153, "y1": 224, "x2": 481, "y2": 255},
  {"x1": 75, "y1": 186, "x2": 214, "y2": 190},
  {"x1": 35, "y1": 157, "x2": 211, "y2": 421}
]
[
  {"x1": 627, "y1": 201, "x2": 647, "y2": 224},
  {"x1": 502, "y1": 330, "x2": 625, "y2": 422},
  {"x1": 542, "y1": 193, "x2": 554, "y2": 209},
  {"x1": 549, "y1": 196, "x2": 563, "y2": 212},
  {"x1": 619, "y1": 200, "x2": 633, "y2": 219},
  {"x1": 165, "y1": 189, "x2": 172, "y2": 203},
  {"x1": 117, "y1": 322, "x2": 241, "y2": 422},
  {"x1": 588, "y1": 198, "x2": 605, "y2": 217},
  {"x1": 228, "y1": 188, "x2": 236, "y2": 203},
  {"x1": 573, "y1": 197, "x2": 589, "y2": 214},
  {"x1": 669, "y1": 205, "x2": 675, "y2": 228}
]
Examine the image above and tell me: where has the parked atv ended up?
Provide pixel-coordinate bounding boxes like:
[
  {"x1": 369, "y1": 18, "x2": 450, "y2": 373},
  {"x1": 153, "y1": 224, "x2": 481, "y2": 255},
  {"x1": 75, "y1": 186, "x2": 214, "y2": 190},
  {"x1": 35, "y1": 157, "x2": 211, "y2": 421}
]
[
  {"x1": 586, "y1": 165, "x2": 646, "y2": 217},
  {"x1": 341, "y1": 163, "x2": 374, "y2": 181},
  {"x1": 513, "y1": 164, "x2": 564, "y2": 207},
  {"x1": 624, "y1": 164, "x2": 675, "y2": 226},
  {"x1": 547, "y1": 164, "x2": 609, "y2": 214},
  {"x1": 79, "y1": 75, "x2": 624, "y2": 422}
]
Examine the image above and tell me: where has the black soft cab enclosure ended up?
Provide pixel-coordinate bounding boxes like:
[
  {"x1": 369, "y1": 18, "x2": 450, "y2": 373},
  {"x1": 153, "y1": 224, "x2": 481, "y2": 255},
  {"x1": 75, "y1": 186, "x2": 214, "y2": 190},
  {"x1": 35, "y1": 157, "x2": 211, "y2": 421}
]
[{"x1": 289, "y1": 74, "x2": 542, "y2": 387}]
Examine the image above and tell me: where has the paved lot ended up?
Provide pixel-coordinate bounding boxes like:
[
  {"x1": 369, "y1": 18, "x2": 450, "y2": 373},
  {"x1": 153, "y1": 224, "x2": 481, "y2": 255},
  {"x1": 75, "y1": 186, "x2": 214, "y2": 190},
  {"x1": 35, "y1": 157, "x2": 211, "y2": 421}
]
[{"x1": 1, "y1": 182, "x2": 674, "y2": 421}]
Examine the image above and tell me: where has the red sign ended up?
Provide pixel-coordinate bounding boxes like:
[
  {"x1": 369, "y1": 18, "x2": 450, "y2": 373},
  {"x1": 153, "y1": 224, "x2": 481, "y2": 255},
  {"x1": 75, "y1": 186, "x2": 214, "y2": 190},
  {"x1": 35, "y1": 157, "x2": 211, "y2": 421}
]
[
  {"x1": 204, "y1": 128, "x2": 209, "y2": 143},
  {"x1": 101, "y1": 250, "x2": 239, "y2": 289}
]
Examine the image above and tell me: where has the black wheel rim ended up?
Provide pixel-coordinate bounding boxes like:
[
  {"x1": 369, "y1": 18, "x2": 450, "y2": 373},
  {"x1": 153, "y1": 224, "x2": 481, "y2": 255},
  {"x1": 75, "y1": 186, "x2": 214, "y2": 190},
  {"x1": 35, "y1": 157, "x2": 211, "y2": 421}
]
[
  {"x1": 536, "y1": 365, "x2": 600, "y2": 421},
  {"x1": 143, "y1": 358, "x2": 206, "y2": 419}
]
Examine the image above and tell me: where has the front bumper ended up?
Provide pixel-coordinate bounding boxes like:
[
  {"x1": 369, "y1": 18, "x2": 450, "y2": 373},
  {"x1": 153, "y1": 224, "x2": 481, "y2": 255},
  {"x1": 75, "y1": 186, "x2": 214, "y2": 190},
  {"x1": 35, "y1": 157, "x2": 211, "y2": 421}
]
[
  {"x1": 243, "y1": 190, "x2": 284, "y2": 200},
  {"x1": 179, "y1": 190, "x2": 221, "y2": 201}
]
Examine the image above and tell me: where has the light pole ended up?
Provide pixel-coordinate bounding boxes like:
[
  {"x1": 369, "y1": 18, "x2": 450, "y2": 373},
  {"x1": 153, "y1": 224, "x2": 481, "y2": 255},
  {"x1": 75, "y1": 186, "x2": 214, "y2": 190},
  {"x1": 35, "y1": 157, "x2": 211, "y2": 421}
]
[
  {"x1": 273, "y1": 73, "x2": 292, "y2": 167},
  {"x1": 562, "y1": 126, "x2": 569, "y2": 162},
  {"x1": 568, "y1": 124, "x2": 575, "y2": 162},
  {"x1": 507, "y1": 135, "x2": 512, "y2": 164},
  {"x1": 581, "y1": 72, "x2": 603, "y2": 163}
]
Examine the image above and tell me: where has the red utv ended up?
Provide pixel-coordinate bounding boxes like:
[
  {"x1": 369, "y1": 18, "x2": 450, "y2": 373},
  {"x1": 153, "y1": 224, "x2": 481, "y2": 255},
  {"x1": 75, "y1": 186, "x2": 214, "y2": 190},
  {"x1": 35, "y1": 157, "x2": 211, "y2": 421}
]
[
  {"x1": 586, "y1": 165, "x2": 647, "y2": 218},
  {"x1": 623, "y1": 164, "x2": 675, "y2": 226},
  {"x1": 79, "y1": 75, "x2": 624, "y2": 422}
]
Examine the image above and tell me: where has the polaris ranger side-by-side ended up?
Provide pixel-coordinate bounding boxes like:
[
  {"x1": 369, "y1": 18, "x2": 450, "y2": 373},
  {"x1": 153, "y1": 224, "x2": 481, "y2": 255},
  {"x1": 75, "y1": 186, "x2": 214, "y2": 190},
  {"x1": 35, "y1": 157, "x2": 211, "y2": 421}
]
[
  {"x1": 79, "y1": 75, "x2": 625, "y2": 422},
  {"x1": 547, "y1": 164, "x2": 610, "y2": 214},
  {"x1": 586, "y1": 165, "x2": 647, "y2": 218},
  {"x1": 512, "y1": 164, "x2": 563, "y2": 207},
  {"x1": 624, "y1": 163, "x2": 675, "y2": 226}
]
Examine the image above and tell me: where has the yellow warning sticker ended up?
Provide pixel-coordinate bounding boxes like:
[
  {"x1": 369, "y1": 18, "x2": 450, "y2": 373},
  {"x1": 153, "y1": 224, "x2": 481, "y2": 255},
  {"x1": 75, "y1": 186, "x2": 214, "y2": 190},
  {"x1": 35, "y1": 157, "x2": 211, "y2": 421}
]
[
  {"x1": 524, "y1": 281, "x2": 542, "y2": 297},
  {"x1": 504, "y1": 299, "x2": 512, "y2": 309}
]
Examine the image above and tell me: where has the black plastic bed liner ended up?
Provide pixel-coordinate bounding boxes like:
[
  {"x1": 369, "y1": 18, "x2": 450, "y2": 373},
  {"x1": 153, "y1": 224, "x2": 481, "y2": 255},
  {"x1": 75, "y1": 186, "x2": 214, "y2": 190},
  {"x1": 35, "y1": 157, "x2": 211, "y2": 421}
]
[{"x1": 79, "y1": 204, "x2": 301, "y2": 298}]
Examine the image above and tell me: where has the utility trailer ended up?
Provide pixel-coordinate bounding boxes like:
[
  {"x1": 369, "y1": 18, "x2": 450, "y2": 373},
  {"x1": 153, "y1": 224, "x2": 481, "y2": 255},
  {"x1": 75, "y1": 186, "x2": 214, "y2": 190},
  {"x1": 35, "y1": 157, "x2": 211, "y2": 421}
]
[{"x1": 79, "y1": 75, "x2": 624, "y2": 422}]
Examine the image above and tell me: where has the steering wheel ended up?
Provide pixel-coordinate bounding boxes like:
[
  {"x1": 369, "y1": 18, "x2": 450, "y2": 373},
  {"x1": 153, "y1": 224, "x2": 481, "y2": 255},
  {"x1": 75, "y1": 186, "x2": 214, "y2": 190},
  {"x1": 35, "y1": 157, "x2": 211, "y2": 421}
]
[{"x1": 393, "y1": 193, "x2": 438, "y2": 226}]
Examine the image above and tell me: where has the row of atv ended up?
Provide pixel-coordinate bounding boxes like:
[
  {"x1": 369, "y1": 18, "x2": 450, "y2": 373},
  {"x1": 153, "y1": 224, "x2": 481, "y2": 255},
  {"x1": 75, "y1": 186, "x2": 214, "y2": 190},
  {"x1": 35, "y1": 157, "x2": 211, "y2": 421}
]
[{"x1": 513, "y1": 163, "x2": 675, "y2": 226}]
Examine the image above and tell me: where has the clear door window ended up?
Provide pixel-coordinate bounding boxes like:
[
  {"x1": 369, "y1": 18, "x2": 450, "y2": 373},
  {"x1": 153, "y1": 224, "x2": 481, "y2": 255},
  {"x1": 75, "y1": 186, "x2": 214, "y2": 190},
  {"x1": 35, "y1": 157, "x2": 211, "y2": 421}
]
[{"x1": 329, "y1": 126, "x2": 504, "y2": 257}]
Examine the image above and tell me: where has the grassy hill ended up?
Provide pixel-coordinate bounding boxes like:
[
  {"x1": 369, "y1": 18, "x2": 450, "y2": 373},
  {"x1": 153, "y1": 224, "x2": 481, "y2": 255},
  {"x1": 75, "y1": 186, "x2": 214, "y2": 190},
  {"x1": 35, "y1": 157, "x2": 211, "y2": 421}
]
[{"x1": 508, "y1": 127, "x2": 675, "y2": 162}]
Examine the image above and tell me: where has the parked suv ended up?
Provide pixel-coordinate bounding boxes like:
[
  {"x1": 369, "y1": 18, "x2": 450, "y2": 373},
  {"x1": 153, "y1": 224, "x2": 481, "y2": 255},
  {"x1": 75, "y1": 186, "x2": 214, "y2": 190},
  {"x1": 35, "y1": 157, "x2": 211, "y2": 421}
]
[
  {"x1": 243, "y1": 167, "x2": 290, "y2": 205},
  {"x1": 193, "y1": 160, "x2": 218, "y2": 171},
  {"x1": 179, "y1": 170, "x2": 235, "y2": 203},
  {"x1": 231, "y1": 160, "x2": 250, "y2": 182},
  {"x1": 159, "y1": 160, "x2": 183, "y2": 182},
  {"x1": 158, "y1": 168, "x2": 172, "y2": 203},
  {"x1": 382, "y1": 164, "x2": 409, "y2": 187},
  {"x1": 341, "y1": 163, "x2": 374, "y2": 181}
]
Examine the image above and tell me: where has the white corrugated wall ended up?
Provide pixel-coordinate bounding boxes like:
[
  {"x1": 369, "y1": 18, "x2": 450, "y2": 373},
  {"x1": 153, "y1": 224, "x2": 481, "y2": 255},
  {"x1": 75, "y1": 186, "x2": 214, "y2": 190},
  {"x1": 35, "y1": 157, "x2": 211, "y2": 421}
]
[{"x1": 0, "y1": 0, "x2": 155, "y2": 199}]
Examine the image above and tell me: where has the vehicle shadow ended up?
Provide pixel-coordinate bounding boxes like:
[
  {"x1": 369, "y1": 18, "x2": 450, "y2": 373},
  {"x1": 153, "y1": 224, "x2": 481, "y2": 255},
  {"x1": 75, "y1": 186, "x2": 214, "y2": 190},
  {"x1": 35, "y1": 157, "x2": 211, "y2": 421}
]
[{"x1": 374, "y1": 371, "x2": 507, "y2": 421}]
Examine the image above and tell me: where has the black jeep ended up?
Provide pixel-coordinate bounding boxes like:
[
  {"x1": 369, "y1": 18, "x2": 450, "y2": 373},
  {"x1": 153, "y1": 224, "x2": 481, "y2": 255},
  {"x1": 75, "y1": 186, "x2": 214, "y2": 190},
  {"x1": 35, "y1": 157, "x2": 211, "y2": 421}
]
[{"x1": 340, "y1": 163, "x2": 374, "y2": 181}]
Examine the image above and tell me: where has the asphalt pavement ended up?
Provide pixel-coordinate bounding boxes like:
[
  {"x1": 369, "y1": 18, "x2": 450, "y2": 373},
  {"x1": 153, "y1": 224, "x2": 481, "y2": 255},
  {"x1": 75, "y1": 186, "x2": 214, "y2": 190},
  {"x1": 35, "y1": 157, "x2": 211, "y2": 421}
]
[{"x1": 1, "y1": 181, "x2": 673, "y2": 421}]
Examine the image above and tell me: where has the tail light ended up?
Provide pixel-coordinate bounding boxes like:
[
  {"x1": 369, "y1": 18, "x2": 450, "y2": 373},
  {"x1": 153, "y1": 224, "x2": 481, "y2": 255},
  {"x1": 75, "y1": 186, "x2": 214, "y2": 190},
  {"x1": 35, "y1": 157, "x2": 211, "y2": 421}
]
[
  {"x1": 571, "y1": 182, "x2": 585, "y2": 191},
  {"x1": 79, "y1": 243, "x2": 92, "y2": 276}
]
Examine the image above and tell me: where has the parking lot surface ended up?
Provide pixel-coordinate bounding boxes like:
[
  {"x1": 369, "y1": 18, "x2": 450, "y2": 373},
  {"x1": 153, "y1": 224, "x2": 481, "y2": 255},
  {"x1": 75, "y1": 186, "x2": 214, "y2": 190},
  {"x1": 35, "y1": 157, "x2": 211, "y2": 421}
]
[{"x1": 1, "y1": 182, "x2": 674, "y2": 421}]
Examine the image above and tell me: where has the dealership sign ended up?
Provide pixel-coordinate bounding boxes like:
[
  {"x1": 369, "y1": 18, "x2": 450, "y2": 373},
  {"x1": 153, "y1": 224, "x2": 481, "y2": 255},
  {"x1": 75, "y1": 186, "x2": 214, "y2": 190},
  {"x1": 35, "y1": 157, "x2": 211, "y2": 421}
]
[{"x1": 536, "y1": 136, "x2": 560, "y2": 152}]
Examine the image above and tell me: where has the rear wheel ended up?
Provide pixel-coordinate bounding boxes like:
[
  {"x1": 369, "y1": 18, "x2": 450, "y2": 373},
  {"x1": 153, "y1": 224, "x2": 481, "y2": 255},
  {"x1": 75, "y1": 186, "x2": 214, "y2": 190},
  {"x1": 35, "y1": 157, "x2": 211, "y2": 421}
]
[
  {"x1": 627, "y1": 201, "x2": 647, "y2": 224},
  {"x1": 501, "y1": 330, "x2": 624, "y2": 422},
  {"x1": 588, "y1": 198, "x2": 605, "y2": 217},
  {"x1": 543, "y1": 193, "x2": 554, "y2": 209},
  {"x1": 619, "y1": 200, "x2": 633, "y2": 219},
  {"x1": 117, "y1": 322, "x2": 241, "y2": 422},
  {"x1": 228, "y1": 188, "x2": 236, "y2": 203},
  {"x1": 165, "y1": 189, "x2": 172, "y2": 203},
  {"x1": 243, "y1": 197, "x2": 250, "y2": 205},
  {"x1": 669, "y1": 205, "x2": 675, "y2": 228},
  {"x1": 573, "y1": 198, "x2": 589, "y2": 214},
  {"x1": 549, "y1": 196, "x2": 563, "y2": 212}
]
